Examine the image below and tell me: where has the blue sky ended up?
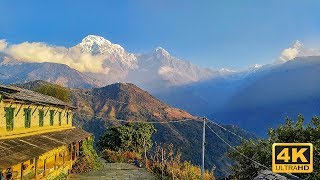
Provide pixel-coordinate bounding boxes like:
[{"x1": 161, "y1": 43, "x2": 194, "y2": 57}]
[{"x1": 0, "y1": 0, "x2": 319, "y2": 69}]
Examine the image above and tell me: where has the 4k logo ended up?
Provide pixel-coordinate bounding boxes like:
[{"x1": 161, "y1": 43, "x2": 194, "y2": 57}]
[{"x1": 272, "y1": 143, "x2": 313, "y2": 173}]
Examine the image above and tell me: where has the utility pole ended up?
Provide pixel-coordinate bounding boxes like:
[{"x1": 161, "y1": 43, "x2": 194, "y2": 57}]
[
  {"x1": 202, "y1": 117, "x2": 206, "y2": 180},
  {"x1": 144, "y1": 138, "x2": 147, "y2": 168},
  {"x1": 161, "y1": 147, "x2": 164, "y2": 179}
]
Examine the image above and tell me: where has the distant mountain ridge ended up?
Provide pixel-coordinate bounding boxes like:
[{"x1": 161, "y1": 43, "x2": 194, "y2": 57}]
[
  {"x1": 0, "y1": 60, "x2": 101, "y2": 88},
  {"x1": 156, "y1": 56, "x2": 320, "y2": 136}
]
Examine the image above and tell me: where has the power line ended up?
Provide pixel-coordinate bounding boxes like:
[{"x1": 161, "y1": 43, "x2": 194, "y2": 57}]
[
  {"x1": 78, "y1": 112, "x2": 251, "y2": 145},
  {"x1": 206, "y1": 123, "x2": 269, "y2": 169},
  {"x1": 206, "y1": 118, "x2": 250, "y2": 142},
  {"x1": 193, "y1": 116, "x2": 251, "y2": 143},
  {"x1": 205, "y1": 123, "x2": 302, "y2": 179},
  {"x1": 77, "y1": 113, "x2": 197, "y2": 124}
]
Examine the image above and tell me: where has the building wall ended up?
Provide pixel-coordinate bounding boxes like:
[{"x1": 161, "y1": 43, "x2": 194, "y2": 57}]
[
  {"x1": 0, "y1": 96, "x2": 73, "y2": 139},
  {"x1": 1, "y1": 145, "x2": 74, "y2": 179}
]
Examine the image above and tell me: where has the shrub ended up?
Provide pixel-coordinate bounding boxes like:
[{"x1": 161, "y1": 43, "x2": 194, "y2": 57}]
[
  {"x1": 71, "y1": 138, "x2": 102, "y2": 173},
  {"x1": 228, "y1": 115, "x2": 320, "y2": 179},
  {"x1": 101, "y1": 149, "x2": 141, "y2": 163},
  {"x1": 98, "y1": 122, "x2": 156, "y2": 154},
  {"x1": 148, "y1": 143, "x2": 215, "y2": 180}
]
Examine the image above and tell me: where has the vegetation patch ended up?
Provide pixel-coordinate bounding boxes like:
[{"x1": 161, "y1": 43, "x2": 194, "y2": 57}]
[
  {"x1": 228, "y1": 115, "x2": 320, "y2": 179},
  {"x1": 148, "y1": 143, "x2": 215, "y2": 180},
  {"x1": 102, "y1": 149, "x2": 141, "y2": 163},
  {"x1": 52, "y1": 172, "x2": 67, "y2": 180},
  {"x1": 34, "y1": 84, "x2": 71, "y2": 103},
  {"x1": 98, "y1": 122, "x2": 156, "y2": 153},
  {"x1": 71, "y1": 138, "x2": 102, "y2": 173},
  {"x1": 98, "y1": 122, "x2": 215, "y2": 179}
]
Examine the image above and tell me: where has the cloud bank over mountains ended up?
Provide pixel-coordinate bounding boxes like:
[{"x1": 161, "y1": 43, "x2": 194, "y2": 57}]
[
  {"x1": 277, "y1": 40, "x2": 320, "y2": 63},
  {"x1": 1, "y1": 35, "x2": 320, "y2": 79},
  {"x1": 0, "y1": 39, "x2": 7, "y2": 51},
  {"x1": 0, "y1": 35, "x2": 222, "y2": 89},
  {"x1": 0, "y1": 39, "x2": 106, "y2": 73}
]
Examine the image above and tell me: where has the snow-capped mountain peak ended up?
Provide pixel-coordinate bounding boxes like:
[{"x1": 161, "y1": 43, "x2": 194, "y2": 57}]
[
  {"x1": 292, "y1": 40, "x2": 303, "y2": 50},
  {"x1": 245, "y1": 64, "x2": 263, "y2": 73},
  {"x1": 81, "y1": 35, "x2": 112, "y2": 46},
  {"x1": 74, "y1": 35, "x2": 138, "y2": 70},
  {"x1": 219, "y1": 68, "x2": 236, "y2": 74},
  {"x1": 154, "y1": 47, "x2": 170, "y2": 58},
  {"x1": 253, "y1": 64, "x2": 262, "y2": 69},
  {"x1": 77, "y1": 35, "x2": 126, "y2": 55},
  {"x1": 78, "y1": 35, "x2": 111, "y2": 54}
]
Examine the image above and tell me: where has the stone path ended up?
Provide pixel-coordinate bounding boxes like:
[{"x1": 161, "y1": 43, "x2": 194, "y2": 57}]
[{"x1": 68, "y1": 159, "x2": 155, "y2": 180}]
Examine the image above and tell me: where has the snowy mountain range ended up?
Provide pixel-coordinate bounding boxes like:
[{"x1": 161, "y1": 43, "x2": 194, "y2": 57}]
[
  {"x1": 0, "y1": 35, "x2": 229, "y2": 90},
  {"x1": 0, "y1": 35, "x2": 319, "y2": 136}
]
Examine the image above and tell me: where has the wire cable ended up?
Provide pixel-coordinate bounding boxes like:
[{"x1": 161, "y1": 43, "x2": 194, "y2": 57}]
[
  {"x1": 205, "y1": 123, "x2": 301, "y2": 179},
  {"x1": 206, "y1": 119, "x2": 250, "y2": 142},
  {"x1": 206, "y1": 123, "x2": 269, "y2": 169},
  {"x1": 78, "y1": 113, "x2": 197, "y2": 124}
]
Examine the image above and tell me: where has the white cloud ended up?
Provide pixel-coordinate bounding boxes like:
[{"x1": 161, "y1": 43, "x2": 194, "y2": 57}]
[
  {"x1": 277, "y1": 40, "x2": 320, "y2": 63},
  {"x1": 0, "y1": 39, "x2": 7, "y2": 51},
  {"x1": 1, "y1": 41, "x2": 107, "y2": 73},
  {"x1": 278, "y1": 47, "x2": 300, "y2": 63}
]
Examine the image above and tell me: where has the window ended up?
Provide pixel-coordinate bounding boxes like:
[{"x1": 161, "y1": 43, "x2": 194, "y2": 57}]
[
  {"x1": 39, "y1": 110, "x2": 44, "y2": 127},
  {"x1": 5, "y1": 108, "x2": 14, "y2": 131},
  {"x1": 66, "y1": 112, "x2": 69, "y2": 124},
  {"x1": 24, "y1": 108, "x2": 32, "y2": 128},
  {"x1": 58, "y1": 112, "x2": 62, "y2": 126},
  {"x1": 50, "y1": 110, "x2": 54, "y2": 126}
]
